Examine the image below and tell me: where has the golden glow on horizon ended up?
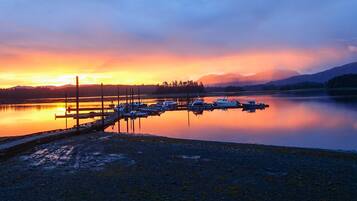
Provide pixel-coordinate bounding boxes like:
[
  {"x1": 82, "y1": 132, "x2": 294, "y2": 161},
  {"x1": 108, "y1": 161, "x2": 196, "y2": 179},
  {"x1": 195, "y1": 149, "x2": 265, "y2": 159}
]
[{"x1": 0, "y1": 47, "x2": 348, "y2": 87}]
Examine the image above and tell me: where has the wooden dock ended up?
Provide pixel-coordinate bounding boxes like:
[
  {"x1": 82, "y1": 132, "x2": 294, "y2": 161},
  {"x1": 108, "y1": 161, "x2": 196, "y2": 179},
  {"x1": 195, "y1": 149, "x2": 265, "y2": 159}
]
[
  {"x1": 67, "y1": 107, "x2": 114, "y2": 112},
  {"x1": 0, "y1": 113, "x2": 119, "y2": 159},
  {"x1": 55, "y1": 112, "x2": 113, "y2": 119}
]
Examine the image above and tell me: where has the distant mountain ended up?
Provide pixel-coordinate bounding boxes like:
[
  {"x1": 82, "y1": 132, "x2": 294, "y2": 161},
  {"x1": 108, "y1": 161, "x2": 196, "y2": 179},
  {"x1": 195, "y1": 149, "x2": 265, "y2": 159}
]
[
  {"x1": 10, "y1": 86, "x2": 36, "y2": 90},
  {"x1": 197, "y1": 73, "x2": 244, "y2": 86},
  {"x1": 198, "y1": 69, "x2": 299, "y2": 86},
  {"x1": 268, "y1": 62, "x2": 357, "y2": 86}
]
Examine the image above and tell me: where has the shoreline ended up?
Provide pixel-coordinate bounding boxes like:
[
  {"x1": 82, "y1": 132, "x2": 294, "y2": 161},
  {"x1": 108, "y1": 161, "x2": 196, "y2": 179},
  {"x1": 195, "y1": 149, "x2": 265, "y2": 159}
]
[
  {"x1": 2, "y1": 130, "x2": 357, "y2": 158},
  {"x1": 1, "y1": 131, "x2": 356, "y2": 200}
]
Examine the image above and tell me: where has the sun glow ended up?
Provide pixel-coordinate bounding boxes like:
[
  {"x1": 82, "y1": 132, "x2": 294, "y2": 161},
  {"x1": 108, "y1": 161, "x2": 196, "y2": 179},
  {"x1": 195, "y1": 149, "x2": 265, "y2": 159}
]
[{"x1": 0, "y1": 47, "x2": 349, "y2": 88}]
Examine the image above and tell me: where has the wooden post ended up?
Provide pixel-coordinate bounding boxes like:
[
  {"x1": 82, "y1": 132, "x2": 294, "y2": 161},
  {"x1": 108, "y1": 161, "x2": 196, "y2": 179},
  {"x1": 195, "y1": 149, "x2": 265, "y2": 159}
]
[
  {"x1": 76, "y1": 76, "x2": 79, "y2": 133},
  {"x1": 117, "y1": 85, "x2": 120, "y2": 133},
  {"x1": 186, "y1": 84, "x2": 190, "y2": 108},
  {"x1": 101, "y1": 83, "x2": 104, "y2": 131},
  {"x1": 126, "y1": 118, "x2": 129, "y2": 133},
  {"x1": 130, "y1": 88, "x2": 132, "y2": 109},
  {"x1": 125, "y1": 88, "x2": 128, "y2": 112},
  {"x1": 65, "y1": 92, "x2": 68, "y2": 129},
  {"x1": 138, "y1": 86, "x2": 141, "y2": 104},
  {"x1": 117, "y1": 85, "x2": 120, "y2": 106},
  {"x1": 132, "y1": 119, "x2": 135, "y2": 133},
  {"x1": 131, "y1": 87, "x2": 134, "y2": 110}
]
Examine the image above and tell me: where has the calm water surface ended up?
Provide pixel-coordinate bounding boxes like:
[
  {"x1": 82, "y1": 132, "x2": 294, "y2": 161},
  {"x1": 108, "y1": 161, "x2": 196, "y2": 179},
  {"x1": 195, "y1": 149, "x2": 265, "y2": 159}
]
[{"x1": 1, "y1": 95, "x2": 357, "y2": 150}]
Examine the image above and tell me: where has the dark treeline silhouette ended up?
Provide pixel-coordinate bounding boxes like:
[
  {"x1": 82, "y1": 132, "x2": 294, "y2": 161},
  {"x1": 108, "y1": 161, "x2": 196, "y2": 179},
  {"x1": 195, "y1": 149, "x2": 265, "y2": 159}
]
[
  {"x1": 326, "y1": 74, "x2": 357, "y2": 97},
  {"x1": 277, "y1": 82, "x2": 325, "y2": 91},
  {"x1": 253, "y1": 74, "x2": 357, "y2": 91},
  {"x1": 0, "y1": 85, "x2": 157, "y2": 102},
  {"x1": 154, "y1": 80, "x2": 205, "y2": 94},
  {"x1": 224, "y1": 86, "x2": 244, "y2": 92},
  {"x1": 326, "y1": 74, "x2": 357, "y2": 88}
]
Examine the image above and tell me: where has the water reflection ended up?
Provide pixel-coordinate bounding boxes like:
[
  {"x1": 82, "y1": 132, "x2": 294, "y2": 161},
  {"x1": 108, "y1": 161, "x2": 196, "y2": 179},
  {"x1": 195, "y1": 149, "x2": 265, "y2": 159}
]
[
  {"x1": 106, "y1": 95, "x2": 357, "y2": 150},
  {"x1": 0, "y1": 102, "x2": 105, "y2": 136},
  {"x1": 1, "y1": 95, "x2": 357, "y2": 150}
]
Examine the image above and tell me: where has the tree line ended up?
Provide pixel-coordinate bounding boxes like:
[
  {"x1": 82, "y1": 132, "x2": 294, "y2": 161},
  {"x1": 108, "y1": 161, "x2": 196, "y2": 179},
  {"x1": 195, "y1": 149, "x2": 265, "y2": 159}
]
[
  {"x1": 0, "y1": 85, "x2": 157, "y2": 102},
  {"x1": 154, "y1": 80, "x2": 205, "y2": 94}
]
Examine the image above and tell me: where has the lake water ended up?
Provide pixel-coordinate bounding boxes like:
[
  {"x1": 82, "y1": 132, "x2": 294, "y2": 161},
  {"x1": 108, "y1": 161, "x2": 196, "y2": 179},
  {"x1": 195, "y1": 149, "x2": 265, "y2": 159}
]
[{"x1": 1, "y1": 95, "x2": 357, "y2": 150}]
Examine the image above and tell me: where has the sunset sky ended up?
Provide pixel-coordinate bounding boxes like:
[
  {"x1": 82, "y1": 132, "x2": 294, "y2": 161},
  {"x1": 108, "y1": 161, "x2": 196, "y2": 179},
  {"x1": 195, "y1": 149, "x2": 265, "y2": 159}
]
[{"x1": 1, "y1": 0, "x2": 357, "y2": 87}]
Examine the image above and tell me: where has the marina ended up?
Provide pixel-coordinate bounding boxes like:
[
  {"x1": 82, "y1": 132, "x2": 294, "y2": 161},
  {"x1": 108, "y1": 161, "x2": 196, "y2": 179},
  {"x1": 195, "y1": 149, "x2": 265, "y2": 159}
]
[
  {"x1": 0, "y1": 77, "x2": 270, "y2": 157},
  {"x1": 2, "y1": 93, "x2": 357, "y2": 151}
]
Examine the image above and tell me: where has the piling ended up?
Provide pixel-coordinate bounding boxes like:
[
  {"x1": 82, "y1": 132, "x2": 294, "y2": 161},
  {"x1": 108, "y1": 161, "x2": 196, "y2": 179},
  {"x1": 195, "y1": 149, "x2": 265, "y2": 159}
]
[
  {"x1": 126, "y1": 119, "x2": 129, "y2": 133},
  {"x1": 117, "y1": 85, "x2": 120, "y2": 133},
  {"x1": 132, "y1": 88, "x2": 134, "y2": 109},
  {"x1": 65, "y1": 92, "x2": 68, "y2": 129},
  {"x1": 138, "y1": 86, "x2": 141, "y2": 104},
  {"x1": 125, "y1": 88, "x2": 129, "y2": 112},
  {"x1": 101, "y1": 83, "x2": 104, "y2": 130},
  {"x1": 76, "y1": 76, "x2": 79, "y2": 133},
  {"x1": 117, "y1": 85, "x2": 120, "y2": 106}
]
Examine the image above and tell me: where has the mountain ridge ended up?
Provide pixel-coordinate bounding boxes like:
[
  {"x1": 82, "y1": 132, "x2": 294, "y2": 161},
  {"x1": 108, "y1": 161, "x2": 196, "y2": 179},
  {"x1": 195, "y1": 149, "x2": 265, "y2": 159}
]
[
  {"x1": 268, "y1": 62, "x2": 357, "y2": 86},
  {"x1": 197, "y1": 69, "x2": 299, "y2": 86}
]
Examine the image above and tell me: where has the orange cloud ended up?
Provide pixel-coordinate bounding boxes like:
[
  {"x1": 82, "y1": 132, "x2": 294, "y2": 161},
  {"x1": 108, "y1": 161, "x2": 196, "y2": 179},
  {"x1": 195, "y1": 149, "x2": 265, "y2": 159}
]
[{"x1": 0, "y1": 46, "x2": 349, "y2": 87}]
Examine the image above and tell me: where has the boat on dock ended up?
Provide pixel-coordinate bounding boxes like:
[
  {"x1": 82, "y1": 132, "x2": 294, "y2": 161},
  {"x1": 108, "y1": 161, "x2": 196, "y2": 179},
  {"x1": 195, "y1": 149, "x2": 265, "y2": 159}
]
[
  {"x1": 122, "y1": 111, "x2": 149, "y2": 118},
  {"x1": 162, "y1": 100, "x2": 178, "y2": 109},
  {"x1": 114, "y1": 105, "x2": 125, "y2": 113},
  {"x1": 213, "y1": 97, "x2": 240, "y2": 108},
  {"x1": 242, "y1": 100, "x2": 269, "y2": 110},
  {"x1": 188, "y1": 98, "x2": 214, "y2": 111},
  {"x1": 131, "y1": 102, "x2": 147, "y2": 108},
  {"x1": 190, "y1": 98, "x2": 205, "y2": 107},
  {"x1": 138, "y1": 107, "x2": 163, "y2": 115}
]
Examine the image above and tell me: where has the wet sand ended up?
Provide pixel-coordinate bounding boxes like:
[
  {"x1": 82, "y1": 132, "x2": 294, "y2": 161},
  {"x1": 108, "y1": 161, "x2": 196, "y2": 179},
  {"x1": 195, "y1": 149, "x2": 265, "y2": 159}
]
[{"x1": 1, "y1": 132, "x2": 357, "y2": 201}]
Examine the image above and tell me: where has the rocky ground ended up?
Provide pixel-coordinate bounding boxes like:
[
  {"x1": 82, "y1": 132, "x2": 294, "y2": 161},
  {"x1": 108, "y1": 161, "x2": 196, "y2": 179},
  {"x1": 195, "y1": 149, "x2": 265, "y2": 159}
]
[{"x1": 1, "y1": 132, "x2": 357, "y2": 201}]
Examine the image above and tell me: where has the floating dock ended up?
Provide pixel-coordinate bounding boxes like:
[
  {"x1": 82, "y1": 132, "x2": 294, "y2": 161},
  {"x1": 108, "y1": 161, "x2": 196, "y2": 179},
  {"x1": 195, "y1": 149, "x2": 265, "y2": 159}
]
[{"x1": 0, "y1": 113, "x2": 120, "y2": 159}]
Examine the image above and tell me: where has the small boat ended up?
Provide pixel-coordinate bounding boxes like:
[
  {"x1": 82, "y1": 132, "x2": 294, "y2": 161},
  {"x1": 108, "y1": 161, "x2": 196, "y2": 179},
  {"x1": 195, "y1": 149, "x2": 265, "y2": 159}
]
[
  {"x1": 114, "y1": 104, "x2": 126, "y2": 113},
  {"x1": 190, "y1": 98, "x2": 205, "y2": 107},
  {"x1": 213, "y1": 97, "x2": 239, "y2": 107},
  {"x1": 130, "y1": 111, "x2": 148, "y2": 117},
  {"x1": 131, "y1": 102, "x2": 147, "y2": 108},
  {"x1": 122, "y1": 111, "x2": 149, "y2": 118},
  {"x1": 162, "y1": 100, "x2": 178, "y2": 109},
  {"x1": 138, "y1": 107, "x2": 162, "y2": 115},
  {"x1": 242, "y1": 100, "x2": 267, "y2": 109}
]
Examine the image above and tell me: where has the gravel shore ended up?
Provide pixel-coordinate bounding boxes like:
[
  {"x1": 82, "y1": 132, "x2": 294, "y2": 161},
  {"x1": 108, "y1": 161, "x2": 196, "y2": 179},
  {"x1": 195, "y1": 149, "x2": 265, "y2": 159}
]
[{"x1": 1, "y1": 132, "x2": 357, "y2": 201}]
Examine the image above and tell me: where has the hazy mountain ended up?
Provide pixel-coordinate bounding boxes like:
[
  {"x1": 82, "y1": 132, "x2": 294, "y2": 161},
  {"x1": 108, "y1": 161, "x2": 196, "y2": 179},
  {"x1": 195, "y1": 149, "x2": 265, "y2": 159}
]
[
  {"x1": 268, "y1": 62, "x2": 357, "y2": 86},
  {"x1": 10, "y1": 86, "x2": 36, "y2": 90},
  {"x1": 198, "y1": 69, "x2": 299, "y2": 86}
]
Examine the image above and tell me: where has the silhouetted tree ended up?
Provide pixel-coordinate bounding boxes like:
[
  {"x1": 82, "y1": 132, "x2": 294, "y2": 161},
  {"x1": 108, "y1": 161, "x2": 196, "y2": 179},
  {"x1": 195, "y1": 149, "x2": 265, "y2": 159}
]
[{"x1": 154, "y1": 80, "x2": 205, "y2": 94}]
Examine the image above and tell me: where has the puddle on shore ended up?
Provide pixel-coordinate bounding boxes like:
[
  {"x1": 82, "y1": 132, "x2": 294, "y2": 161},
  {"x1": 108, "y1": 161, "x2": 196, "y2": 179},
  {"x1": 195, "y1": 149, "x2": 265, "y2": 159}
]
[{"x1": 19, "y1": 142, "x2": 135, "y2": 172}]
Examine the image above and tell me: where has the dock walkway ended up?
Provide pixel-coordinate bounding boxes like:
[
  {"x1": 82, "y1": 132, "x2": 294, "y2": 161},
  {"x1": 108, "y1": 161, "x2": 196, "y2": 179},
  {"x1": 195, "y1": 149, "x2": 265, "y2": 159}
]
[{"x1": 0, "y1": 113, "x2": 119, "y2": 159}]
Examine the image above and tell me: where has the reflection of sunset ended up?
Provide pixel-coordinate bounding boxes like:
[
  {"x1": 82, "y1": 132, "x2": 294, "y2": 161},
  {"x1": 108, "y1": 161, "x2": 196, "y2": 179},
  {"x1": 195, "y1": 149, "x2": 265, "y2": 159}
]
[
  {"x1": 0, "y1": 103, "x2": 93, "y2": 136},
  {"x1": 1, "y1": 95, "x2": 357, "y2": 149},
  {"x1": 108, "y1": 96, "x2": 356, "y2": 141}
]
